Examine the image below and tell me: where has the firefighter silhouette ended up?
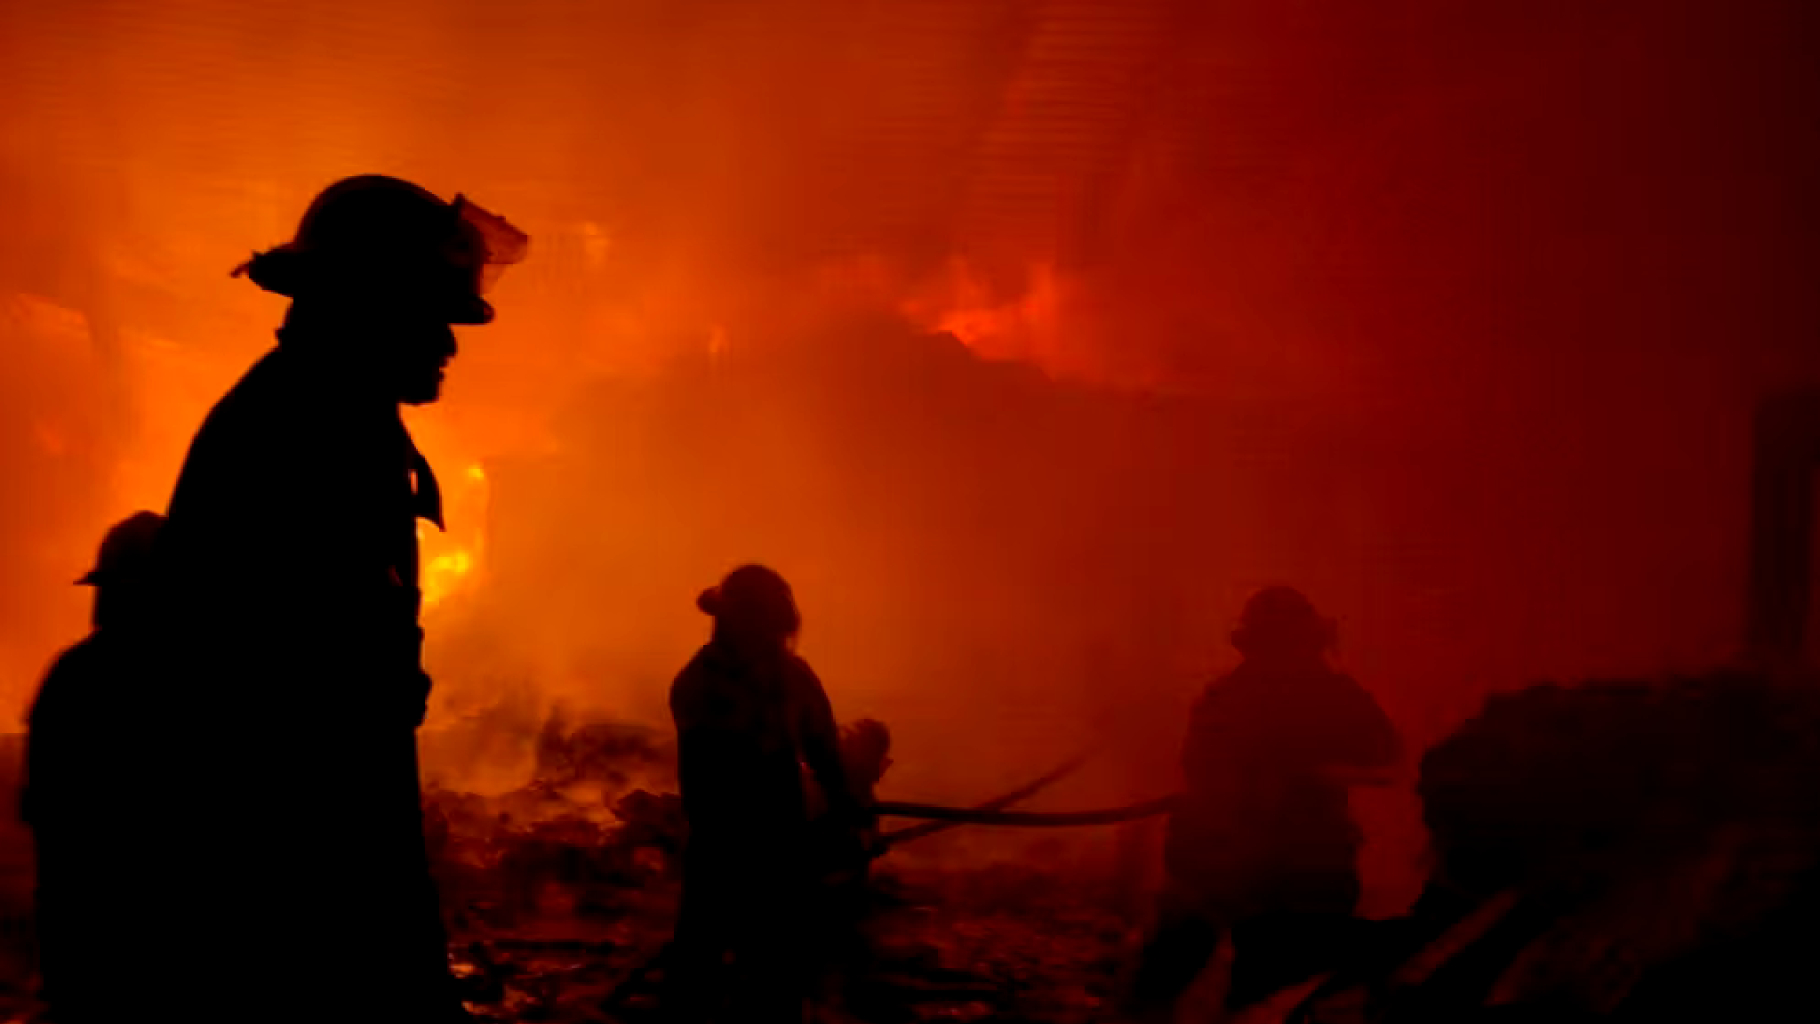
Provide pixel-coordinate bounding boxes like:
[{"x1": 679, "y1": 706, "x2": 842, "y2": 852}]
[
  {"x1": 665, "y1": 565, "x2": 870, "y2": 1023},
  {"x1": 1127, "y1": 587, "x2": 1400, "y2": 1018},
  {"x1": 24, "y1": 511, "x2": 165, "y2": 1023},
  {"x1": 143, "y1": 175, "x2": 525, "y2": 1023}
]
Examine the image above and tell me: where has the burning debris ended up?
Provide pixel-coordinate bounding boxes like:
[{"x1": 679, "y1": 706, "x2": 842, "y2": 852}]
[
  {"x1": 421, "y1": 706, "x2": 1134, "y2": 1024},
  {"x1": 391, "y1": 674, "x2": 1820, "y2": 1022},
  {"x1": 0, "y1": 685, "x2": 1130, "y2": 1024},
  {"x1": 1, "y1": 670, "x2": 1818, "y2": 1023}
]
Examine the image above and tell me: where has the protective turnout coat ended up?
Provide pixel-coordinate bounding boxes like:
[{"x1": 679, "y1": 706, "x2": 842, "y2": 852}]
[
  {"x1": 24, "y1": 630, "x2": 154, "y2": 1022},
  {"x1": 666, "y1": 641, "x2": 858, "y2": 1021},
  {"x1": 670, "y1": 641, "x2": 856, "y2": 875},
  {"x1": 147, "y1": 336, "x2": 459, "y2": 1022},
  {"x1": 1166, "y1": 659, "x2": 1400, "y2": 918}
]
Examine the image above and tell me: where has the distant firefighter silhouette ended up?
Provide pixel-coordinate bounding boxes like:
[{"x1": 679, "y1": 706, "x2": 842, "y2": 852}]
[
  {"x1": 23, "y1": 512, "x2": 164, "y2": 1023},
  {"x1": 143, "y1": 175, "x2": 526, "y2": 1023},
  {"x1": 1126, "y1": 587, "x2": 1401, "y2": 1019},
  {"x1": 664, "y1": 565, "x2": 869, "y2": 1023}
]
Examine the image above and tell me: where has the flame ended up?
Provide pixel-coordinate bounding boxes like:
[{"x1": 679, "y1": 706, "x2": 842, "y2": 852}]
[
  {"x1": 902, "y1": 259, "x2": 1064, "y2": 367},
  {"x1": 900, "y1": 260, "x2": 1170, "y2": 391},
  {"x1": 417, "y1": 459, "x2": 489, "y2": 613},
  {"x1": 422, "y1": 545, "x2": 476, "y2": 610}
]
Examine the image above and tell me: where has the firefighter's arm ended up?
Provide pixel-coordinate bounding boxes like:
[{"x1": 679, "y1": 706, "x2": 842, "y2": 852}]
[
  {"x1": 795, "y1": 662, "x2": 866, "y2": 826},
  {"x1": 1319, "y1": 763, "x2": 1400, "y2": 786},
  {"x1": 1321, "y1": 675, "x2": 1403, "y2": 785}
]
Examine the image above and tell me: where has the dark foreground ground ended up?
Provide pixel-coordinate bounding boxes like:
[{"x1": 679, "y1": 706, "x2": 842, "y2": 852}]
[
  {"x1": 426, "y1": 675, "x2": 1820, "y2": 1024},
  {"x1": 426, "y1": 721, "x2": 1135, "y2": 1024},
  {"x1": 440, "y1": 856, "x2": 1130, "y2": 1024},
  {"x1": 2, "y1": 670, "x2": 1818, "y2": 1023},
  {"x1": 0, "y1": 723, "x2": 1139, "y2": 1024}
]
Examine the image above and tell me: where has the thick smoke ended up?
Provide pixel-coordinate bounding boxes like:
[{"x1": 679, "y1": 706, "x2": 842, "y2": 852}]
[{"x1": 1, "y1": 0, "x2": 1818, "y2": 909}]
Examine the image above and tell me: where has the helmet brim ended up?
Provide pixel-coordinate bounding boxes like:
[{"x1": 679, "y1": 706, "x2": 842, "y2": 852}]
[{"x1": 237, "y1": 247, "x2": 495, "y2": 325}]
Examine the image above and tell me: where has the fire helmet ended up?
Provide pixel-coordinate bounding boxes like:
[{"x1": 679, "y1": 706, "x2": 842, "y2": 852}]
[
  {"x1": 698, "y1": 564, "x2": 802, "y2": 641},
  {"x1": 1231, "y1": 585, "x2": 1337, "y2": 656},
  {"x1": 233, "y1": 175, "x2": 528, "y2": 325},
  {"x1": 76, "y1": 510, "x2": 166, "y2": 587}
]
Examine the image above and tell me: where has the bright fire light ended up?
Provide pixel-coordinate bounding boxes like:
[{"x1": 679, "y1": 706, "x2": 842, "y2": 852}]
[
  {"x1": 417, "y1": 460, "x2": 489, "y2": 612},
  {"x1": 901, "y1": 259, "x2": 1063, "y2": 367}
]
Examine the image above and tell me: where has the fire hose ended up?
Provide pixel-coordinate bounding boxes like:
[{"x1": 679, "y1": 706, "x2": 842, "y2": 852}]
[
  {"x1": 602, "y1": 753, "x2": 1164, "y2": 1014},
  {"x1": 875, "y1": 752, "x2": 1096, "y2": 845},
  {"x1": 873, "y1": 793, "x2": 1179, "y2": 829}
]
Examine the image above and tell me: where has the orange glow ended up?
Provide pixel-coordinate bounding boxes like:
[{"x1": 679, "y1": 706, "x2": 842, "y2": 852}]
[
  {"x1": 421, "y1": 461, "x2": 486, "y2": 614},
  {"x1": 407, "y1": 411, "x2": 490, "y2": 613},
  {"x1": 3, "y1": 0, "x2": 1819, "y2": 920},
  {"x1": 902, "y1": 260, "x2": 1064, "y2": 369},
  {"x1": 422, "y1": 546, "x2": 476, "y2": 611}
]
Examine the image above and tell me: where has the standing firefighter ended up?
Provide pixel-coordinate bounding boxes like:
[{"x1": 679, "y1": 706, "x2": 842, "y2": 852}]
[
  {"x1": 665, "y1": 565, "x2": 869, "y2": 1023},
  {"x1": 1126, "y1": 587, "x2": 1400, "y2": 1018},
  {"x1": 148, "y1": 175, "x2": 525, "y2": 1023},
  {"x1": 23, "y1": 511, "x2": 164, "y2": 1024}
]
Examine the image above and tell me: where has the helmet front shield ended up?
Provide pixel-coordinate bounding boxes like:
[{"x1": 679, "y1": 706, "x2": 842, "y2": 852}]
[{"x1": 450, "y1": 195, "x2": 530, "y2": 295}]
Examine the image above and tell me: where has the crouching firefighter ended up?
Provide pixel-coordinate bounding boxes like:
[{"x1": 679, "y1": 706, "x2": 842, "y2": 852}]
[{"x1": 664, "y1": 565, "x2": 873, "y2": 1023}]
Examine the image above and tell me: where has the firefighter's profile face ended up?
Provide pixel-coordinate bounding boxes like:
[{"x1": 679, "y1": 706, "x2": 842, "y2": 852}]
[{"x1": 383, "y1": 313, "x2": 459, "y2": 406}]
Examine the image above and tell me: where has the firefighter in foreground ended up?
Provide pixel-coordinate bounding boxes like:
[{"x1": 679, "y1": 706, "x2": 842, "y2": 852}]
[
  {"x1": 664, "y1": 564, "x2": 872, "y2": 1023},
  {"x1": 23, "y1": 511, "x2": 165, "y2": 1023},
  {"x1": 146, "y1": 175, "x2": 525, "y2": 1022},
  {"x1": 1125, "y1": 587, "x2": 1401, "y2": 1019}
]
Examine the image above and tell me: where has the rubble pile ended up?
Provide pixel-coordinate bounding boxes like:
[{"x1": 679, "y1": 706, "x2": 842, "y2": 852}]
[
  {"x1": 424, "y1": 717, "x2": 686, "y2": 932},
  {"x1": 1288, "y1": 671, "x2": 1820, "y2": 1022},
  {"x1": 5, "y1": 671, "x2": 1820, "y2": 1021},
  {"x1": 1419, "y1": 671, "x2": 1820, "y2": 899},
  {"x1": 425, "y1": 711, "x2": 1132, "y2": 1023},
  {"x1": 0, "y1": 709, "x2": 1131, "y2": 1022}
]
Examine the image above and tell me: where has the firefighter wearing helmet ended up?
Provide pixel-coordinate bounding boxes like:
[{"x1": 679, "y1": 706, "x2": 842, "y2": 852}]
[
  {"x1": 1124, "y1": 587, "x2": 1401, "y2": 1021},
  {"x1": 143, "y1": 176, "x2": 525, "y2": 1023},
  {"x1": 25, "y1": 512, "x2": 167, "y2": 1024}
]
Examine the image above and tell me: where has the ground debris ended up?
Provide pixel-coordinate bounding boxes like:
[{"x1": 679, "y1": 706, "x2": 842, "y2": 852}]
[
  {"x1": 1291, "y1": 671, "x2": 1820, "y2": 1023},
  {"x1": 421, "y1": 719, "x2": 1132, "y2": 1024},
  {"x1": 441, "y1": 857, "x2": 1130, "y2": 1024}
]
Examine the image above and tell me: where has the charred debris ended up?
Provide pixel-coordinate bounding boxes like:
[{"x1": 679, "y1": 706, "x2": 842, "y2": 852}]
[
  {"x1": 399, "y1": 673, "x2": 1820, "y2": 1023},
  {"x1": 0, "y1": 669, "x2": 1811, "y2": 1022}
]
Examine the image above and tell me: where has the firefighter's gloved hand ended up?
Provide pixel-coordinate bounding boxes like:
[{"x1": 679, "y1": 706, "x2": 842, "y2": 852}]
[
  {"x1": 857, "y1": 823, "x2": 887, "y2": 861},
  {"x1": 812, "y1": 807, "x2": 866, "y2": 868},
  {"x1": 832, "y1": 817, "x2": 884, "y2": 867}
]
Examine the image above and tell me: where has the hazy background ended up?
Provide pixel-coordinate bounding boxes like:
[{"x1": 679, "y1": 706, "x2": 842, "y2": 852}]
[{"x1": 2, "y1": 0, "x2": 1818, "y2": 910}]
